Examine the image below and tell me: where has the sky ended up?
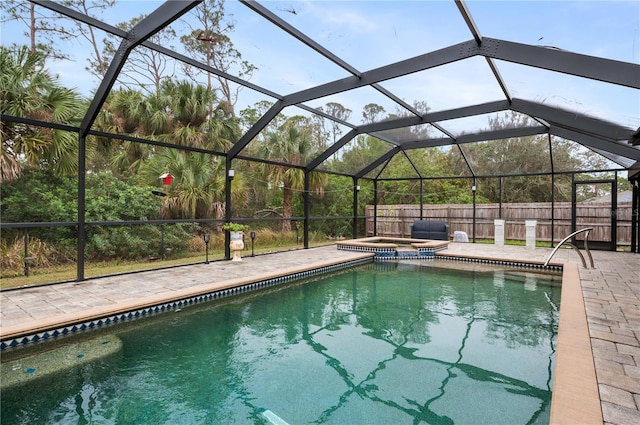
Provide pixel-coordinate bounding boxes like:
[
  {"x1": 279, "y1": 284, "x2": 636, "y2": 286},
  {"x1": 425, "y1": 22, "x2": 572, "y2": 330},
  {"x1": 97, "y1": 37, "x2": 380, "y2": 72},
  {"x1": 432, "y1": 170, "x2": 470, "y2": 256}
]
[{"x1": 1, "y1": 0, "x2": 639, "y2": 135}]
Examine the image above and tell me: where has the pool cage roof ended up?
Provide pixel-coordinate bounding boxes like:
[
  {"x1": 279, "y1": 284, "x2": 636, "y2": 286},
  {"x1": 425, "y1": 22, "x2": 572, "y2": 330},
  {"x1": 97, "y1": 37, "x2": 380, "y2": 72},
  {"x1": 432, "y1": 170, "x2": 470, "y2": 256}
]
[
  {"x1": 4, "y1": 0, "x2": 638, "y2": 181},
  {"x1": 2, "y1": 1, "x2": 640, "y2": 277}
]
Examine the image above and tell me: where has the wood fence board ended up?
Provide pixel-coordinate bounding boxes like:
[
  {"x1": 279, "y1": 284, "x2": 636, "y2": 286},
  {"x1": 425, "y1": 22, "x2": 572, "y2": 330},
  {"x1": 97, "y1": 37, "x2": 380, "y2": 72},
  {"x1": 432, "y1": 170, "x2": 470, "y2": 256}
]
[{"x1": 365, "y1": 201, "x2": 632, "y2": 245}]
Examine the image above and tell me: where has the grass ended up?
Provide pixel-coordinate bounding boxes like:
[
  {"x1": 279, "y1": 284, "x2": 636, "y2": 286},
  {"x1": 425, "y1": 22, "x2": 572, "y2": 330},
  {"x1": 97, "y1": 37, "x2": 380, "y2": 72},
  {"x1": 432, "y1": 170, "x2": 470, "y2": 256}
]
[
  {"x1": 2, "y1": 255, "x2": 204, "y2": 290},
  {"x1": 0, "y1": 240, "x2": 330, "y2": 290},
  {"x1": 470, "y1": 239, "x2": 554, "y2": 248}
]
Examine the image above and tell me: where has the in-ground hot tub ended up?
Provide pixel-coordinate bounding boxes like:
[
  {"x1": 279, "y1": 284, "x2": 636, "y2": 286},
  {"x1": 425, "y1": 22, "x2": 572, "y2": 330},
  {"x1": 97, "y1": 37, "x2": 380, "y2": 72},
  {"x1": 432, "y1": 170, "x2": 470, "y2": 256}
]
[{"x1": 336, "y1": 236, "x2": 449, "y2": 259}]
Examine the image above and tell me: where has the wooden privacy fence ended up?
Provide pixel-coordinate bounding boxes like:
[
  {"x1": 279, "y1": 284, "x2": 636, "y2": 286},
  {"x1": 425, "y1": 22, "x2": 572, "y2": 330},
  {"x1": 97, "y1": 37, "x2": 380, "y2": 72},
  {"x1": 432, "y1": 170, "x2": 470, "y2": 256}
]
[{"x1": 365, "y1": 201, "x2": 633, "y2": 246}]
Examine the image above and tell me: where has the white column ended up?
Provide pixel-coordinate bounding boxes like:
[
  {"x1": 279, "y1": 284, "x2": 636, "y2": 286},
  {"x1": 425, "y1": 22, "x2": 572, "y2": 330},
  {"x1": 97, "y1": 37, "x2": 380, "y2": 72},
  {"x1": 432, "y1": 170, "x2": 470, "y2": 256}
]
[
  {"x1": 525, "y1": 220, "x2": 537, "y2": 250},
  {"x1": 494, "y1": 219, "x2": 505, "y2": 247}
]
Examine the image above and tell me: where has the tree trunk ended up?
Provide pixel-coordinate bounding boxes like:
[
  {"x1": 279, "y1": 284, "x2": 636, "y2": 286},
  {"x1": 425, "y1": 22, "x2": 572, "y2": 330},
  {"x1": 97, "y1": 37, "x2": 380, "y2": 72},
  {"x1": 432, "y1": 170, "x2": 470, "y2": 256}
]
[{"x1": 30, "y1": 4, "x2": 36, "y2": 54}]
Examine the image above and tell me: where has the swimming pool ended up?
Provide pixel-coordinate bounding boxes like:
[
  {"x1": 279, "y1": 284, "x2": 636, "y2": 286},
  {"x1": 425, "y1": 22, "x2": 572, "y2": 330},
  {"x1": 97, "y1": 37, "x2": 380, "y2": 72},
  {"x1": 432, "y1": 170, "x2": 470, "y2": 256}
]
[{"x1": 1, "y1": 261, "x2": 560, "y2": 424}]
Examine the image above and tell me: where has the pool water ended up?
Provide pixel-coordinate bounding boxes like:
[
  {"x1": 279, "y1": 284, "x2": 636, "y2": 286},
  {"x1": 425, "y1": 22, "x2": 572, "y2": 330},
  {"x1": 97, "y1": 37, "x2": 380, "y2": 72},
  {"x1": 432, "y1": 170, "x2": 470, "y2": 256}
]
[{"x1": 1, "y1": 262, "x2": 561, "y2": 425}]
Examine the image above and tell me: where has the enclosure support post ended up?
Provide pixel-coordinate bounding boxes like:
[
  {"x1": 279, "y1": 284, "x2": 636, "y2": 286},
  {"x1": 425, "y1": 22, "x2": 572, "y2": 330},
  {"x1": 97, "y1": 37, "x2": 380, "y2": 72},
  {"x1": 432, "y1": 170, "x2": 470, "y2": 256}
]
[
  {"x1": 632, "y1": 180, "x2": 639, "y2": 253},
  {"x1": 472, "y1": 179, "x2": 477, "y2": 243},
  {"x1": 551, "y1": 174, "x2": 556, "y2": 247},
  {"x1": 612, "y1": 173, "x2": 618, "y2": 250},
  {"x1": 548, "y1": 133, "x2": 555, "y2": 247},
  {"x1": 499, "y1": 177, "x2": 503, "y2": 218},
  {"x1": 77, "y1": 135, "x2": 86, "y2": 281},
  {"x1": 352, "y1": 178, "x2": 359, "y2": 239},
  {"x1": 420, "y1": 179, "x2": 424, "y2": 220},
  {"x1": 224, "y1": 157, "x2": 232, "y2": 259},
  {"x1": 303, "y1": 170, "x2": 310, "y2": 248},
  {"x1": 373, "y1": 180, "x2": 378, "y2": 237},
  {"x1": 571, "y1": 173, "x2": 576, "y2": 245}
]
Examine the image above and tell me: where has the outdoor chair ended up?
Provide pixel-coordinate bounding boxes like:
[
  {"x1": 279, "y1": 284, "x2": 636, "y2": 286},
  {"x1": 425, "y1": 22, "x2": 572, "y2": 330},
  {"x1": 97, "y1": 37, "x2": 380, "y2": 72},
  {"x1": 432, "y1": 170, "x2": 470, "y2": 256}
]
[{"x1": 410, "y1": 220, "x2": 450, "y2": 240}]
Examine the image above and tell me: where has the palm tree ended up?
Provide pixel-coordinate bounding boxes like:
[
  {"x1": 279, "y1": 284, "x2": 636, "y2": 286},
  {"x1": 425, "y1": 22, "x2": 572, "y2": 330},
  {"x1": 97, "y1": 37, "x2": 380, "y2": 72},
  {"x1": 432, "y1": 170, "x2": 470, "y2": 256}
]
[
  {"x1": 139, "y1": 149, "x2": 247, "y2": 219},
  {"x1": 139, "y1": 149, "x2": 218, "y2": 218},
  {"x1": 257, "y1": 116, "x2": 327, "y2": 232},
  {"x1": 95, "y1": 80, "x2": 240, "y2": 175},
  {"x1": 157, "y1": 80, "x2": 239, "y2": 152},
  {"x1": 92, "y1": 88, "x2": 158, "y2": 174},
  {"x1": 1, "y1": 45, "x2": 84, "y2": 183}
]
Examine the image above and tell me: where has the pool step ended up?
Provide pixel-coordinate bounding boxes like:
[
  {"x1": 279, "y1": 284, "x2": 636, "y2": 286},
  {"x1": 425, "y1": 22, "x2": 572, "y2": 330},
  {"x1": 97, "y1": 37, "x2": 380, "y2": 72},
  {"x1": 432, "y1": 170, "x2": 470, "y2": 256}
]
[{"x1": 0, "y1": 335, "x2": 122, "y2": 389}]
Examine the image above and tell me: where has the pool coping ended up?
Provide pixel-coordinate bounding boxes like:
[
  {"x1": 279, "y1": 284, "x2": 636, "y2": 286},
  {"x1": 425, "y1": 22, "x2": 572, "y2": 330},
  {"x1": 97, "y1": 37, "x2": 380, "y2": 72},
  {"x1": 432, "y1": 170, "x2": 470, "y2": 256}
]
[
  {"x1": 551, "y1": 262, "x2": 603, "y2": 424},
  {"x1": 0, "y1": 248, "x2": 603, "y2": 424}
]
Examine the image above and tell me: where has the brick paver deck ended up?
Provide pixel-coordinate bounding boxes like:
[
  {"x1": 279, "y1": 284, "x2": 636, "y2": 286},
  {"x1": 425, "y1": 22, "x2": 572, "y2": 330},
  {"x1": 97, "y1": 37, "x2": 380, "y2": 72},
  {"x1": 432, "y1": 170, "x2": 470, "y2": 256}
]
[{"x1": 1, "y1": 243, "x2": 638, "y2": 424}]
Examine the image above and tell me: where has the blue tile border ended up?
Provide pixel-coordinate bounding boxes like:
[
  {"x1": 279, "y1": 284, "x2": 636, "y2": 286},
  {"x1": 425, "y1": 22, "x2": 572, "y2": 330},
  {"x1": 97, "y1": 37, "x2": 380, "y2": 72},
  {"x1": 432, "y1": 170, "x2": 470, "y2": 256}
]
[
  {"x1": 435, "y1": 254, "x2": 563, "y2": 272},
  {"x1": 1, "y1": 257, "x2": 371, "y2": 351},
  {"x1": 374, "y1": 250, "x2": 436, "y2": 261},
  {"x1": 337, "y1": 244, "x2": 396, "y2": 254},
  {"x1": 337, "y1": 241, "x2": 449, "y2": 260}
]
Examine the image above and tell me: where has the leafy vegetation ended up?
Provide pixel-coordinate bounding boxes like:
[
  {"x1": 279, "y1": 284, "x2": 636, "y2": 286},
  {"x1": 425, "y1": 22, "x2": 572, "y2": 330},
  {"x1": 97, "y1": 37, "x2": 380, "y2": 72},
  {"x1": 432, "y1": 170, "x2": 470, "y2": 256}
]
[{"x1": 222, "y1": 222, "x2": 247, "y2": 232}]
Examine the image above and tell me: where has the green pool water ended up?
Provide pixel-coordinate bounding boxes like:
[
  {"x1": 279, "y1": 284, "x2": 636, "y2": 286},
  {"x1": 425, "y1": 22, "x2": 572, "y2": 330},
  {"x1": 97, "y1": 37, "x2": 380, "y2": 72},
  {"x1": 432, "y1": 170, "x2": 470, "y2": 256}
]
[{"x1": 1, "y1": 262, "x2": 561, "y2": 425}]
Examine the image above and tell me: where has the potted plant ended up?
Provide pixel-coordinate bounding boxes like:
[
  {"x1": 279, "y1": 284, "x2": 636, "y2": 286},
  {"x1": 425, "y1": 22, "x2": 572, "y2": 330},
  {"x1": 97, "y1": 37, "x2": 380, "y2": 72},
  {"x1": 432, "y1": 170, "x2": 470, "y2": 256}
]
[
  {"x1": 222, "y1": 222, "x2": 247, "y2": 232},
  {"x1": 222, "y1": 222, "x2": 247, "y2": 261}
]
